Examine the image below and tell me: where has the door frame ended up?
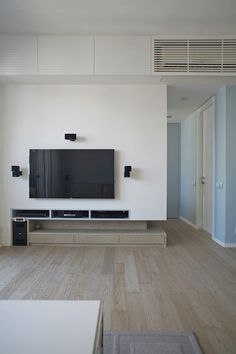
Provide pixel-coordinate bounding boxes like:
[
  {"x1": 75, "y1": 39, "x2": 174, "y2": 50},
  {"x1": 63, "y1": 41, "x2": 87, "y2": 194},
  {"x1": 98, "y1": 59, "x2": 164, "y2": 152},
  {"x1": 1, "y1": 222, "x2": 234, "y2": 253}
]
[{"x1": 195, "y1": 97, "x2": 215, "y2": 236}]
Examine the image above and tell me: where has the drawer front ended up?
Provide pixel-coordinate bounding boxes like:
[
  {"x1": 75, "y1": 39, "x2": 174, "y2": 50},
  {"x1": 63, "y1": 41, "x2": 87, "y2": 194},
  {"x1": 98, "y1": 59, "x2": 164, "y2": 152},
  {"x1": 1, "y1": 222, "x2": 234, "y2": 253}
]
[
  {"x1": 74, "y1": 234, "x2": 119, "y2": 244},
  {"x1": 119, "y1": 234, "x2": 166, "y2": 244},
  {"x1": 29, "y1": 233, "x2": 73, "y2": 244}
]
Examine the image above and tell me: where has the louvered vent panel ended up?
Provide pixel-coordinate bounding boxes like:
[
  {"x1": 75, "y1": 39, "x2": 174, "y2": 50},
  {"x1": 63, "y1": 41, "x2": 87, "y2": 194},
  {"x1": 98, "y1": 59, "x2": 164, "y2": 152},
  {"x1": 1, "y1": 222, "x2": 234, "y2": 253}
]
[
  {"x1": 153, "y1": 38, "x2": 236, "y2": 74},
  {"x1": 223, "y1": 40, "x2": 236, "y2": 73},
  {"x1": 153, "y1": 39, "x2": 188, "y2": 72},
  {"x1": 189, "y1": 40, "x2": 222, "y2": 72}
]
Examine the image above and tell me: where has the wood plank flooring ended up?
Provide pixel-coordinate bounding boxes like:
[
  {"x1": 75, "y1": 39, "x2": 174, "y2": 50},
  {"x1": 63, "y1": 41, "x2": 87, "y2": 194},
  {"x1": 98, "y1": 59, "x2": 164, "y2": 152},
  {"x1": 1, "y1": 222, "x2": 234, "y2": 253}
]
[{"x1": 1, "y1": 219, "x2": 236, "y2": 353}]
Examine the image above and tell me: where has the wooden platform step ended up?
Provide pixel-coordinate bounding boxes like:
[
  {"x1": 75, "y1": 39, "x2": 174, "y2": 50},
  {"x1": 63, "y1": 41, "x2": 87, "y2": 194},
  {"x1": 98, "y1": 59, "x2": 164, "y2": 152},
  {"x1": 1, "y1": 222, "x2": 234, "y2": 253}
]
[{"x1": 28, "y1": 226, "x2": 167, "y2": 247}]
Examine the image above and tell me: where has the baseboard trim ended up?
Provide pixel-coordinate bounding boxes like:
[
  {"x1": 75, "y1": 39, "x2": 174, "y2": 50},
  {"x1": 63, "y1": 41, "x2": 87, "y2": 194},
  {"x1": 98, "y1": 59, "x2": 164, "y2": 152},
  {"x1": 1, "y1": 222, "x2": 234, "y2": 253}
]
[
  {"x1": 212, "y1": 237, "x2": 225, "y2": 247},
  {"x1": 225, "y1": 243, "x2": 236, "y2": 248},
  {"x1": 212, "y1": 237, "x2": 236, "y2": 248},
  {"x1": 179, "y1": 216, "x2": 198, "y2": 229}
]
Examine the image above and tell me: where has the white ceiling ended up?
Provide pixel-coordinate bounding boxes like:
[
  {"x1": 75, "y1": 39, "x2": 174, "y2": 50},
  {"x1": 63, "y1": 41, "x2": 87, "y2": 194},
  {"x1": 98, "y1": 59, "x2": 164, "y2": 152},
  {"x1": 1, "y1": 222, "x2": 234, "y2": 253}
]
[
  {"x1": 164, "y1": 76, "x2": 236, "y2": 122},
  {"x1": 0, "y1": 0, "x2": 236, "y2": 122},
  {"x1": 0, "y1": 0, "x2": 236, "y2": 35}
]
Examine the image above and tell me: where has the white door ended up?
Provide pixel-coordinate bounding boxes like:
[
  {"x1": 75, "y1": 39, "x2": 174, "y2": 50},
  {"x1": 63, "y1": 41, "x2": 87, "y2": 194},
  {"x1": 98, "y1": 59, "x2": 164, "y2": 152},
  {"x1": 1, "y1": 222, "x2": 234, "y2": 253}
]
[{"x1": 201, "y1": 104, "x2": 213, "y2": 234}]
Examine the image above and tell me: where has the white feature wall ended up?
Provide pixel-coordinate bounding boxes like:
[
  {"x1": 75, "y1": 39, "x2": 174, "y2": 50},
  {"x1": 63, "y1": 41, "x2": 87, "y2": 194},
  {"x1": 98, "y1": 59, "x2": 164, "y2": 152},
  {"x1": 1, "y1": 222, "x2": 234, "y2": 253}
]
[{"x1": 0, "y1": 84, "x2": 167, "y2": 245}]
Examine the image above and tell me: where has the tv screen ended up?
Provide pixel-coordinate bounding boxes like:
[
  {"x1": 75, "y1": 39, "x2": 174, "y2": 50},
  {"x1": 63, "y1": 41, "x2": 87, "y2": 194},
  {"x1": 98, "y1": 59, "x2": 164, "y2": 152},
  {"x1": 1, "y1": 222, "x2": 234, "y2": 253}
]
[{"x1": 29, "y1": 149, "x2": 114, "y2": 199}]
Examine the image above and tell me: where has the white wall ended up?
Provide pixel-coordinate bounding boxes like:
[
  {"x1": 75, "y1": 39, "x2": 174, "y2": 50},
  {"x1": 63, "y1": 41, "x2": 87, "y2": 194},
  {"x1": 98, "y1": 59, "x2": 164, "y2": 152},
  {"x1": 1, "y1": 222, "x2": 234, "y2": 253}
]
[
  {"x1": 214, "y1": 85, "x2": 236, "y2": 245},
  {"x1": 0, "y1": 84, "x2": 167, "y2": 245},
  {"x1": 214, "y1": 87, "x2": 226, "y2": 243}
]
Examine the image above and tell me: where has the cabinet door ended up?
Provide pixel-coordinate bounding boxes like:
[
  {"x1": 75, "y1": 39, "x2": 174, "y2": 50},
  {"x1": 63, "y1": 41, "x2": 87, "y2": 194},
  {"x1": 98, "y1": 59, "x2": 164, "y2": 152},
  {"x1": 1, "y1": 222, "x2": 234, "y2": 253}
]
[
  {"x1": 95, "y1": 36, "x2": 151, "y2": 74},
  {"x1": 0, "y1": 35, "x2": 37, "y2": 75},
  {"x1": 38, "y1": 35, "x2": 94, "y2": 75}
]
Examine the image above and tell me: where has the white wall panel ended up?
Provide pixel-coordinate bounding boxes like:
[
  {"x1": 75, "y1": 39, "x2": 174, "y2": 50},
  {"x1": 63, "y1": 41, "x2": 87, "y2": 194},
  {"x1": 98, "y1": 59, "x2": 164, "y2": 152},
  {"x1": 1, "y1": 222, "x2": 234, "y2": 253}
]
[
  {"x1": 0, "y1": 35, "x2": 37, "y2": 75},
  {"x1": 38, "y1": 35, "x2": 94, "y2": 75},
  {"x1": 95, "y1": 36, "x2": 151, "y2": 74}
]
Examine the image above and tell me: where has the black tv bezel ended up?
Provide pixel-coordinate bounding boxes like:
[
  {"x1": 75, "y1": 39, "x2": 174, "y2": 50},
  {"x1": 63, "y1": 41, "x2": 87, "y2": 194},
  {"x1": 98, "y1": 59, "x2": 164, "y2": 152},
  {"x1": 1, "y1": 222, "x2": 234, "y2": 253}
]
[{"x1": 29, "y1": 149, "x2": 115, "y2": 199}]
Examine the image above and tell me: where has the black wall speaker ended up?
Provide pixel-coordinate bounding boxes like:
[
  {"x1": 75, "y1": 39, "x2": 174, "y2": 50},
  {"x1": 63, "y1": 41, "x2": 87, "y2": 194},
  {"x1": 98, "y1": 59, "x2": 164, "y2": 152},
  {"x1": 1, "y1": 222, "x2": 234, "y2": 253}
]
[
  {"x1": 65, "y1": 133, "x2": 77, "y2": 141},
  {"x1": 11, "y1": 166, "x2": 22, "y2": 177},
  {"x1": 124, "y1": 166, "x2": 132, "y2": 178}
]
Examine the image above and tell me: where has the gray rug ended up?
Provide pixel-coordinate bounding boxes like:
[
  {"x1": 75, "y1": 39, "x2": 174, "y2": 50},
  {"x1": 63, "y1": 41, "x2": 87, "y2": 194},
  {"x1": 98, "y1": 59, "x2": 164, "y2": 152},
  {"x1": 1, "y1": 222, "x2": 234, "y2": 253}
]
[{"x1": 103, "y1": 331, "x2": 203, "y2": 354}]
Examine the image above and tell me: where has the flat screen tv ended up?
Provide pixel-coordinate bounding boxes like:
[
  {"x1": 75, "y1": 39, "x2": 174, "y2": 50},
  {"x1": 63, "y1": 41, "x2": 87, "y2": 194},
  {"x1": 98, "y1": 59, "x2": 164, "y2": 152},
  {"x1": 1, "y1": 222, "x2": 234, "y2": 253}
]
[{"x1": 29, "y1": 149, "x2": 114, "y2": 199}]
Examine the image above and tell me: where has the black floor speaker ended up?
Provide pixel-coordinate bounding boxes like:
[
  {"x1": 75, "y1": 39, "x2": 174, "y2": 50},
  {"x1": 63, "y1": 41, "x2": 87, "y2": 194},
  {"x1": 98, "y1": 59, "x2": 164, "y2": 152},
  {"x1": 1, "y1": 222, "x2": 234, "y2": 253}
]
[{"x1": 12, "y1": 219, "x2": 27, "y2": 246}]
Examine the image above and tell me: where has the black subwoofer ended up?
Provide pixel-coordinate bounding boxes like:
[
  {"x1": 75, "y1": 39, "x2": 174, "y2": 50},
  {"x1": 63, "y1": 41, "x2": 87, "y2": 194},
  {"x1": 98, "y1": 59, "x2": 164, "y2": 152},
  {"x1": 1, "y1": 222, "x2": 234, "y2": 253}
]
[{"x1": 12, "y1": 219, "x2": 27, "y2": 246}]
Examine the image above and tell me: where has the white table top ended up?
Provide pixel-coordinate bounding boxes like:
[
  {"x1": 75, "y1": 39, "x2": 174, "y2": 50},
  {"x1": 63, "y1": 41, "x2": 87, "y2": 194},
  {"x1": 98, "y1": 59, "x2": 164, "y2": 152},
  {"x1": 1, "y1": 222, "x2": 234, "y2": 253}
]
[{"x1": 0, "y1": 300, "x2": 101, "y2": 354}]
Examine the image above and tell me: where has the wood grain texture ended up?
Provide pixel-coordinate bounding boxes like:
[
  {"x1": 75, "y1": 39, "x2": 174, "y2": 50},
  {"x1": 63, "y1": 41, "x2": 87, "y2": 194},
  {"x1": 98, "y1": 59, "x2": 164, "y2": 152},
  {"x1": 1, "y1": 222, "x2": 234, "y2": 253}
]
[
  {"x1": 28, "y1": 222, "x2": 166, "y2": 246},
  {"x1": 1, "y1": 219, "x2": 236, "y2": 354}
]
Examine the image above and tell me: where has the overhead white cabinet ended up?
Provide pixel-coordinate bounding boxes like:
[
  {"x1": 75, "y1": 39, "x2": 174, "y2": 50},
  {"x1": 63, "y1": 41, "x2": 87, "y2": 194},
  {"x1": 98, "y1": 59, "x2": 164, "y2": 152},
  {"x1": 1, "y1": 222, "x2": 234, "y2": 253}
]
[
  {"x1": 38, "y1": 35, "x2": 94, "y2": 75},
  {"x1": 0, "y1": 35, "x2": 37, "y2": 75},
  {"x1": 0, "y1": 35, "x2": 151, "y2": 77},
  {"x1": 95, "y1": 36, "x2": 151, "y2": 75}
]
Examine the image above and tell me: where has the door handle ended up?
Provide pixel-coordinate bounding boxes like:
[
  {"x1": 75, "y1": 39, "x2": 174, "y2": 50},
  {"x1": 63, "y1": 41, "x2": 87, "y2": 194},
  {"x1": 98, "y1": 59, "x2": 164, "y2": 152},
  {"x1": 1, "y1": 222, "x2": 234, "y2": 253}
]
[{"x1": 201, "y1": 177, "x2": 205, "y2": 184}]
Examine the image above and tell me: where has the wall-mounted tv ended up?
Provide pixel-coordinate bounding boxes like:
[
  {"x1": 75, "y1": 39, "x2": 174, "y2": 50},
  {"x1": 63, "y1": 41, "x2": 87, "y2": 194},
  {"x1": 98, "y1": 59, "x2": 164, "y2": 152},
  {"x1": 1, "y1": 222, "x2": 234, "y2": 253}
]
[{"x1": 29, "y1": 149, "x2": 114, "y2": 199}]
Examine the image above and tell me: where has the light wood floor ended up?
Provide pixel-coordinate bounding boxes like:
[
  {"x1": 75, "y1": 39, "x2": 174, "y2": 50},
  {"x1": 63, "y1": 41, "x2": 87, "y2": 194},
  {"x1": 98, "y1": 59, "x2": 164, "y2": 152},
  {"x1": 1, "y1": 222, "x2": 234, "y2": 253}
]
[{"x1": 1, "y1": 219, "x2": 236, "y2": 353}]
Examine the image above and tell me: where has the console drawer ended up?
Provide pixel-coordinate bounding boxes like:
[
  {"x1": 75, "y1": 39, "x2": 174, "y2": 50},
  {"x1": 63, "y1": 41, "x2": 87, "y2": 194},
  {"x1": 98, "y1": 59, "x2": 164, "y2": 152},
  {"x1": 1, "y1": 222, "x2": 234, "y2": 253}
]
[
  {"x1": 74, "y1": 233, "x2": 119, "y2": 244},
  {"x1": 29, "y1": 233, "x2": 73, "y2": 244}
]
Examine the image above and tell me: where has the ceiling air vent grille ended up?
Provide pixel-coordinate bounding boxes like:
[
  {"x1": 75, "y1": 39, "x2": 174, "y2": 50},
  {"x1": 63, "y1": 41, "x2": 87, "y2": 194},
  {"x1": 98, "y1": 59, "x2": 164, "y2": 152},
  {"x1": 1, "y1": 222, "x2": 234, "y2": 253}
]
[
  {"x1": 188, "y1": 39, "x2": 222, "y2": 72},
  {"x1": 154, "y1": 39, "x2": 188, "y2": 72},
  {"x1": 223, "y1": 39, "x2": 236, "y2": 73},
  {"x1": 153, "y1": 38, "x2": 236, "y2": 74}
]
